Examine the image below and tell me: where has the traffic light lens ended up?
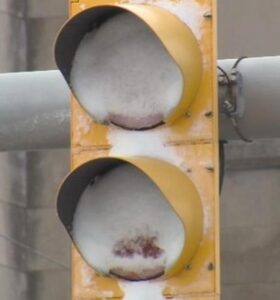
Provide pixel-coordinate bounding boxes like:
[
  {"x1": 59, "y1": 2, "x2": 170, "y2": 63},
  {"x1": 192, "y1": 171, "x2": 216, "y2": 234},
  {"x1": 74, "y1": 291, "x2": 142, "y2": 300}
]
[
  {"x1": 72, "y1": 164, "x2": 185, "y2": 281},
  {"x1": 70, "y1": 12, "x2": 183, "y2": 130}
]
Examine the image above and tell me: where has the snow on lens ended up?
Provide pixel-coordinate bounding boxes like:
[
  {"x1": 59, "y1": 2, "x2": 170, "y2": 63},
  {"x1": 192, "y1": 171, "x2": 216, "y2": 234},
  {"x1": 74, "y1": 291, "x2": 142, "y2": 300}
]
[
  {"x1": 70, "y1": 12, "x2": 183, "y2": 129},
  {"x1": 72, "y1": 164, "x2": 185, "y2": 281}
]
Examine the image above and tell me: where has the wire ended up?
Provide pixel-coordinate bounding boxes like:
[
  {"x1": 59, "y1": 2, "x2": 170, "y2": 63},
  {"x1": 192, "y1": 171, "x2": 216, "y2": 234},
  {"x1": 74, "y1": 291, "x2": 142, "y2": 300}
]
[
  {"x1": 0, "y1": 233, "x2": 70, "y2": 270},
  {"x1": 229, "y1": 116, "x2": 252, "y2": 143},
  {"x1": 232, "y1": 56, "x2": 248, "y2": 69},
  {"x1": 217, "y1": 65, "x2": 231, "y2": 85},
  {"x1": 217, "y1": 65, "x2": 234, "y2": 99}
]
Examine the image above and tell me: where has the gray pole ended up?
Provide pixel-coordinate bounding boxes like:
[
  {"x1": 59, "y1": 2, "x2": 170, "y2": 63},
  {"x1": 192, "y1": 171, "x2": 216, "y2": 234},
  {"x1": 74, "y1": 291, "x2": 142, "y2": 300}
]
[
  {"x1": 218, "y1": 56, "x2": 280, "y2": 140},
  {"x1": 0, "y1": 56, "x2": 279, "y2": 151},
  {"x1": 0, "y1": 71, "x2": 70, "y2": 151}
]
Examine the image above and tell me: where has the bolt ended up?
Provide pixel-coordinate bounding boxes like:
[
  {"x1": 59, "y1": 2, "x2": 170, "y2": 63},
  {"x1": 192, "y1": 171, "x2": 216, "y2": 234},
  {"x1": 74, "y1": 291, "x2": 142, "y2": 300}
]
[
  {"x1": 185, "y1": 264, "x2": 192, "y2": 271},
  {"x1": 205, "y1": 111, "x2": 213, "y2": 118},
  {"x1": 207, "y1": 262, "x2": 214, "y2": 271},
  {"x1": 185, "y1": 111, "x2": 192, "y2": 118},
  {"x1": 203, "y1": 11, "x2": 212, "y2": 18},
  {"x1": 205, "y1": 166, "x2": 214, "y2": 172}
]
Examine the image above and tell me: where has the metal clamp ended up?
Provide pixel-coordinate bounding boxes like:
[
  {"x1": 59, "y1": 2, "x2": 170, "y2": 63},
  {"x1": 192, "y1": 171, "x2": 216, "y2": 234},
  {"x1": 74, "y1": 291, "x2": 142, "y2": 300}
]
[{"x1": 218, "y1": 57, "x2": 252, "y2": 143}]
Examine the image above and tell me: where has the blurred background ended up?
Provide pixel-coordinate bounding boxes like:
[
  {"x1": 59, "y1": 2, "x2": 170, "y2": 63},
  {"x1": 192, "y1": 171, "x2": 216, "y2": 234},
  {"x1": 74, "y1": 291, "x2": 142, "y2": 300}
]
[{"x1": 1, "y1": 0, "x2": 280, "y2": 299}]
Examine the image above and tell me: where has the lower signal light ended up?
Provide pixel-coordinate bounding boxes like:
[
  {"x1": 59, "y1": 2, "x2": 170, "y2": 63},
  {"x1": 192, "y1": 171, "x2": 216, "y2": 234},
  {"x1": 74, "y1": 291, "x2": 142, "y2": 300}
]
[
  {"x1": 57, "y1": 157, "x2": 203, "y2": 281},
  {"x1": 72, "y1": 163, "x2": 185, "y2": 281}
]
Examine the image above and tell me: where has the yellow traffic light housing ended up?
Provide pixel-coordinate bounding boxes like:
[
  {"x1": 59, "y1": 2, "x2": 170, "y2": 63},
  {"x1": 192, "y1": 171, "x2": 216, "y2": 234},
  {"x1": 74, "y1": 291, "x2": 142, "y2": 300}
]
[{"x1": 55, "y1": 0, "x2": 219, "y2": 299}]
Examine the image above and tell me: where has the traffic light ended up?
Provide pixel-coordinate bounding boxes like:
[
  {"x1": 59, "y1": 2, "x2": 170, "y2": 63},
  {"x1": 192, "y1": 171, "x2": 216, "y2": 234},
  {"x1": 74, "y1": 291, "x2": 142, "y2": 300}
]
[{"x1": 55, "y1": 0, "x2": 219, "y2": 299}]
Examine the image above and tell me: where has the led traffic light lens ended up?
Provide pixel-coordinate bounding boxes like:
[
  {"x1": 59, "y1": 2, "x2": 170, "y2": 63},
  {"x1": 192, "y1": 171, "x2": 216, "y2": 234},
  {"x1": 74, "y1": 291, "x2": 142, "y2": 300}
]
[
  {"x1": 73, "y1": 163, "x2": 185, "y2": 281},
  {"x1": 70, "y1": 12, "x2": 183, "y2": 130}
]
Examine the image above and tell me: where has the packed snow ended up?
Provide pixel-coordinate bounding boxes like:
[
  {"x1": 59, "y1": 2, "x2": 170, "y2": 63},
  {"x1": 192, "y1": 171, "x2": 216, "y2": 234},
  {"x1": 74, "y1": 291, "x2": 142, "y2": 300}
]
[
  {"x1": 120, "y1": 280, "x2": 165, "y2": 300},
  {"x1": 128, "y1": 0, "x2": 209, "y2": 40},
  {"x1": 108, "y1": 127, "x2": 184, "y2": 167},
  {"x1": 73, "y1": 164, "x2": 185, "y2": 281},
  {"x1": 70, "y1": 12, "x2": 183, "y2": 129}
]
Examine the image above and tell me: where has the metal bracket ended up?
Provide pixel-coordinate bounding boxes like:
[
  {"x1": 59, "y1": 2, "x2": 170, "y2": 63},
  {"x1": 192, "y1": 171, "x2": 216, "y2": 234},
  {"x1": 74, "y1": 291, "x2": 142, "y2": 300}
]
[
  {"x1": 218, "y1": 57, "x2": 252, "y2": 143},
  {"x1": 218, "y1": 67, "x2": 244, "y2": 118}
]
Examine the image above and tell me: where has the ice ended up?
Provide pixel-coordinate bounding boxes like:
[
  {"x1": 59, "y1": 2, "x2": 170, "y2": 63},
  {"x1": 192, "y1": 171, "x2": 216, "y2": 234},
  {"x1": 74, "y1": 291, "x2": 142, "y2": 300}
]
[
  {"x1": 70, "y1": 12, "x2": 183, "y2": 129},
  {"x1": 72, "y1": 164, "x2": 185, "y2": 280}
]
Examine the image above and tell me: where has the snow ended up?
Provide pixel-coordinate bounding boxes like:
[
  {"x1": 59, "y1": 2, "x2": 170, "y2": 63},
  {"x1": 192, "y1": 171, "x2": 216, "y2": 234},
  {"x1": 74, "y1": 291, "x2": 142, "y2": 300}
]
[
  {"x1": 119, "y1": 280, "x2": 165, "y2": 300},
  {"x1": 122, "y1": 0, "x2": 210, "y2": 67},
  {"x1": 81, "y1": 263, "x2": 94, "y2": 287},
  {"x1": 122, "y1": 0, "x2": 209, "y2": 40},
  {"x1": 72, "y1": 164, "x2": 185, "y2": 281},
  {"x1": 108, "y1": 127, "x2": 184, "y2": 167},
  {"x1": 70, "y1": 12, "x2": 183, "y2": 129},
  {"x1": 75, "y1": 112, "x2": 93, "y2": 140},
  {"x1": 188, "y1": 115, "x2": 210, "y2": 136}
]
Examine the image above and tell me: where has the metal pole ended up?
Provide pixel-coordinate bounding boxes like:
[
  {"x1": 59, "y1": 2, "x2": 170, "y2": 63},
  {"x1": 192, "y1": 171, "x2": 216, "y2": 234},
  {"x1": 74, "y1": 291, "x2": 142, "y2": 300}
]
[
  {"x1": 0, "y1": 56, "x2": 280, "y2": 151},
  {"x1": 0, "y1": 71, "x2": 70, "y2": 151},
  {"x1": 218, "y1": 56, "x2": 280, "y2": 140}
]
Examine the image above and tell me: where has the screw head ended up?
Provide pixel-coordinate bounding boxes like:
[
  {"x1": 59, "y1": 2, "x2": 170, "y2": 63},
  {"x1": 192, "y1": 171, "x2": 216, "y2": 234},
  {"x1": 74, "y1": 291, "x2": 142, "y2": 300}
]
[
  {"x1": 203, "y1": 11, "x2": 212, "y2": 18},
  {"x1": 184, "y1": 111, "x2": 192, "y2": 118},
  {"x1": 205, "y1": 111, "x2": 213, "y2": 118},
  {"x1": 205, "y1": 166, "x2": 214, "y2": 172},
  {"x1": 207, "y1": 262, "x2": 214, "y2": 271}
]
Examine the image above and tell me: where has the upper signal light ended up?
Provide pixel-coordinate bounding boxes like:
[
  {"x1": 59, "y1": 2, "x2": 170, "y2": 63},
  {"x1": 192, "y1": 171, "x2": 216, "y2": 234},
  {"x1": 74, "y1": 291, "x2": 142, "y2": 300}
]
[{"x1": 55, "y1": 4, "x2": 202, "y2": 130}]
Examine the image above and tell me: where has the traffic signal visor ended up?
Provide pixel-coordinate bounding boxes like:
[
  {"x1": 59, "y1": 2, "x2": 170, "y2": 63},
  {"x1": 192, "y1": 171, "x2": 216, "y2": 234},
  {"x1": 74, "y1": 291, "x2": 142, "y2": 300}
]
[
  {"x1": 55, "y1": 4, "x2": 202, "y2": 129},
  {"x1": 57, "y1": 157, "x2": 203, "y2": 281}
]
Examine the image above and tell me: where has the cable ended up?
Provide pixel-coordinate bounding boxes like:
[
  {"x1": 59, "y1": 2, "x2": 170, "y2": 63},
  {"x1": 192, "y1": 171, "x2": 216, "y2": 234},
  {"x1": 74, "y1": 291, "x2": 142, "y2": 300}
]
[
  {"x1": 232, "y1": 56, "x2": 248, "y2": 69},
  {"x1": 217, "y1": 65, "x2": 234, "y2": 101},
  {"x1": 0, "y1": 233, "x2": 70, "y2": 270},
  {"x1": 217, "y1": 65, "x2": 231, "y2": 85},
  {"x1": 228, "y1": 116, "x2": 252, "y2": 143}
]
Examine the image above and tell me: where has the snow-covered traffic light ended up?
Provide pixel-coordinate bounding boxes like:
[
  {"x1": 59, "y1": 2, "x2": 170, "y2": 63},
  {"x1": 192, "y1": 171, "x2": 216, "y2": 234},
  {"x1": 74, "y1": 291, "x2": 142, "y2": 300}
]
[
  {"x1": 57, "y1": 157, "x2": 203, "y2": 281},
  {"x1": 55, "y1": 0, "x2": 219, "y2": 299},
  {"x1": 55, "y1": 4, "x2": 202, "y2": 130}
]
